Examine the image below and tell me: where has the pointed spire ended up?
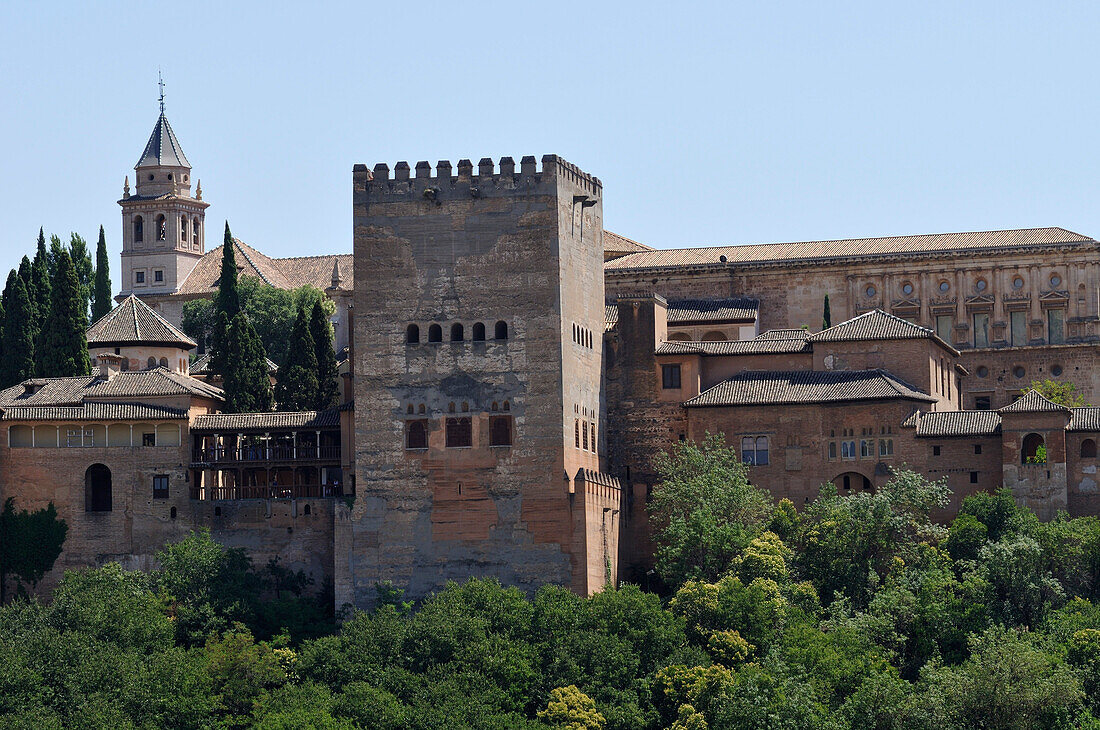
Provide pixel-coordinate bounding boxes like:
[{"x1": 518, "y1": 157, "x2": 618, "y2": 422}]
[
  {"x1": 330, "y1": 257, "x2": 343, "y2": 289},
  {"x1": 196, "y1": 179, "x2": 202, "y2": 200},
  {"x1": 158, "y1": 69, "x2": 166, "y2": 115},
  {"x1": 123, "y1": 176, "x2": 130, "y2": 198},
  {"x1": 136, "y1": 113, "x2": 190, "y2": 169}
]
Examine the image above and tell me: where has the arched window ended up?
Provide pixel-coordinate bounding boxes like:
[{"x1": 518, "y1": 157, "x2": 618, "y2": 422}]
[
  {"x1": 85, "y1": 464, "x2": 112, "y2": 512},
  {"x1": 303, "y1": 504, "x2": 311, "y2": 515},
  {"x1": 170, "y1": 506, "x2": 177, "y2": 519},
  {"x1": 667, "y1": 332, "x2": 692, "y2": 342},
  {"x1": 451, "y1": 323, "x2": 464, "y2": 342},
  {"x1": 1082, "y1": 439, "x2": 1097, "y2": 458},
  {"x1": 406, "y1": 420, "x2": 428, "y2": 449},
  {"x1": 472, "y1": 322, "x2": 486, "y2": 341},
  {"x1": 155, "y1": 214, "x2": 166, "y2": 241},
  {"x1": 406, "y1": 404, "x2": 414, "y2": 414},
  {"x1": 180, "y1": 215, "x2": 188, "y2": 242},
  {"x1": 446, "y1": 417, "x2": 472, "y2": 448},
  {"x1": 406, "y1": 324, "x2": 420, "y2": 344},
  {"x1": 495, "y1": 321, "x2": 508, "y2": 340},
  {"x1": 700, "y1": 331, "x2": 727, "y2": 342},
  {"x1": 490, "y1": 416, "x2": 513, "y2": 447},
  {"x1": 418, "y1": 404, "x2": 425, "y2": 414},
  {"x1": 133, "y1": 216, "x2": 144, "y2": 243},
  {"x1": 502, "y1": 401, "x2": 510, "y2": 412},
  {"x1": 159, "y1": 357, "x2": 168, "y2": 368},
  {"x1": 147, "y1": 356, "x2": 157, "y2": 369},
  {"x1": 193, "y1": 218, "x2": 200, "y2": 247},
  {"x1": 428, "y1": 324, "x2": 442, "y2": 342},
  {"x1": 1022, "y1": 433, "x2": 1046, "y2": 464}
]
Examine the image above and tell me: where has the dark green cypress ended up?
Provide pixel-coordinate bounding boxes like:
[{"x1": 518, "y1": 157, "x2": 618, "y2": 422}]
[
  {"x1": 822, "y1": 294, "x2": 832, "y2": 330},
  {"x1": 310, "y1": 301, "x2": 340, "y2": 409},
  {"x1": 222, "y1": 312, "x2": 273, "y2": 413},
  {"x1": 69, "y1": 232, "x2": 94, "y2": 319},
  {"x1": 209, "y1": 223, "x2": 240, "y2": 377},
  {"x1": 38, "y1": 250, "x2": 90, "y2": 378},
  {"x1": 0, "y1": 272, "x2": 35, "y2": 387},
  {"x1": 92, "y1": 225, "x2": 113, "y2": 322},
  {"x1": 30, "y1": 230, "x2": 51, "y2": 338},
  {"x1": 48, "y1": 234, "x2": 65, "y2": 282},
  {"x1": 17, "y1": 256, "x2": 31, "y2": 291},
  {"x1": 274, "y1": 307, "x2": 319, "y2": 411}
]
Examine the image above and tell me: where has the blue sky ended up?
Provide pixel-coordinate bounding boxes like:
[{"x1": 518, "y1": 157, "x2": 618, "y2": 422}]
[{"x1": 2, "y1": 1, "x2": 1099, "y2": 280}]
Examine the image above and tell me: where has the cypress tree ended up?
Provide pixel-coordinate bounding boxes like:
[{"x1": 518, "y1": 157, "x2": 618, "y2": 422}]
[
  {"x1": 17, "y1": 255, "x2": 31, "y2": 291},
  {"x1": 48, "y1": 234, "x2": 65, "y2": 282},
  {"x1": 0, "y1": 272, "x2": 35, "y2": 387},
  {"x1": 69, "y1": 232, "x2": 94, "y2": 319},
  {"x1": 822, "y1": 294, "x2": 832, "y2": 330},
  {"x1": 310, "y1": 301, "x2": 340, "y2": 409},
  {"x1": 222, "y1": 312, "x2": 273, "y2": 413},
  {"x1": 30, "y1": 230, "x2": 51, "y2": 338},
  {"x1": 274, "y1": 307, "x2": 318, "y2": 411},
  {"x1": 92, "y1": 225, "x2": 113, "y2": 322},
  {"x1": 209, "y1": 222, "x2": 240, "y2": 376},
  {"x1": 38, "y1": 250, "x2": 90, "y2": 378}
]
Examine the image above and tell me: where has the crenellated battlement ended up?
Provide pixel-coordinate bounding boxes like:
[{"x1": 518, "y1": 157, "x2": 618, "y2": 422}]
[{"x1": 353, "y1": 154, "x2": 602, "y2": 199}]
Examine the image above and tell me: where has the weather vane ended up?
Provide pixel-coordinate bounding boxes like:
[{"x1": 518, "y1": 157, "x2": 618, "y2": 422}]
[{"x1": 158, "y1": 68, "x2": 165, "y2": 114}]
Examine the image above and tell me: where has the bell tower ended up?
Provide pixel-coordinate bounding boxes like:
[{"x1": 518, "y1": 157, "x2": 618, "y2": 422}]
[{"x1": 118, "y1": 79, "x2": 209, "y2": 301}]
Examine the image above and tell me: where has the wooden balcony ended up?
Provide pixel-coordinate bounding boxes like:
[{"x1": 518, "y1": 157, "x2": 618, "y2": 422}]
[
  {"x1": 190, "y1": 482, "x2": 345, "y2": 501},
  {"x1": 191, "y1": 444, "x2": 341, "y2": 466}
]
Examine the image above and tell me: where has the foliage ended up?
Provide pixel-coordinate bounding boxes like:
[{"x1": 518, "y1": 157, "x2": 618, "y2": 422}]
[
  {"x1": 0, "y1": 498, "x2": 67, "y2": 603},
  {"x1": 538, "y1": 685, "x2": 606, "y2": 728},
  {"x1": 37, "y1": 249, "x2": 90, "y2": 377},
  {"x1": 92, "y1": 225, "x2": 112, "y2": 322},
  {"x1": 822, "y1": 293, "x2": 831, "y2": 330},
  {"x1": 311, "y1": 300, "x2": 340, "y2": 409},
  {"x1": 69, "y1": 232, "x2": 94, "y2": 318},
  {"x1": 222, "y1": 312, "x2": 274, "y2": 413},
  {"x1": 29, "y1": 229, "x2": 51, "y2": 341},
  {"x1": 274, "y1": 306, "x2": 319, "y2": 411},
  {"x1": 649, "y1": 433, "x2": 775, "y2": 585},
  {"x1": 1029, "y1": 377, "x2": 1089, "y2": 407},
  {"x1": 0, "y1": 272, "x2": 35, "y2": 387}
]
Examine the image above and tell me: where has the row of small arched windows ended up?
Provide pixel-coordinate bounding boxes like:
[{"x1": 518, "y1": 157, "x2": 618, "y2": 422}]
[
  {"x1": 405, "y1": 401, "x2": 510, "y2": 414},
  {"x1": 133, "y1": 215, "x2": 200, "y2": 248},
  {"x1": 407, "y1": 321, "x2": 508, "y2": 344}
]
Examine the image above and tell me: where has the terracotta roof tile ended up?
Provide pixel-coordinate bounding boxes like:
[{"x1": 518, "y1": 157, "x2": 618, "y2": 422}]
[
  {"x1": 2, "y1": 402, "x2": 188, "y2": 422},
  {"x1": 666, "y1": 298, "x2": 758, "y2": 323},
  {"x1": 655, "y1": 335, "x2": 811, "y2": 356},
  {"x1": 685, "y1": 369, "x2": 934, "y2": 407},
  {"x1": 0, "y1": 369, "x2": 223, "y2": 408},
  {"x1": 605, "y1": 227, "x2": 1095, "y2": 272},
  {"x1": 998, "y1": 389, "x2": 1071, "y2": 414},
  {"x1": 191, "y1": 353, "x2": 277, "y2": 375},
  {"x1": 88, "y1": 294, "x2": 196, "y2": 348},
  {"x1": 603, "y1": 230, "x2": 654, "y2": 255},
  {"x1": 176, "y1": 240, "x2": 353, "y2": 297},
  {"x1": 1069, "y1": 408, "x2": 1100, "y2": 431},
  {"x1": 810, "y1": 309, "x2": 936, "y2": 343},
  {"x1": 908, "y1": 410, "x2": 1003, "y2": 437},
  {"x1": 191, "y1": 408, "x2": 341, "y2": 432}
]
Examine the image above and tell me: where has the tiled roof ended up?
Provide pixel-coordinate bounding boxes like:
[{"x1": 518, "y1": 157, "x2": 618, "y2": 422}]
[
  {"x1": 655, "y1": 334, "x2": 811, "y2": 356},
  {"x1": 0, "y1": 369, "x2": 223, "y2": 408},
  {"x1": 604, "y1": 227, "x2": 1095, "y2": 272},
  {"x1": 2, "y1": 401, "x2": 188, "y2": 422},
  {"x1": 666, "y1": 298, "x2": 758, "y2": 323},
  {"x1": 175, "y1": 240, "x2": 353, "y2": 296},
  {"x1": 136, "y1": 113, "x2": 190, "y2": 169},
  {"x1": 908, "y1": 410, "x2": 1003, "y2": 437},
  {"x1": 1069, "y1": 408, "x2": 1100, "y2": 432},
  {"x1": 685, "y1": 369, "x2": 934, "y2": 407},
  {"x1": 603, "y1": 231, "x2": 654, "y2": 256},
  {"x1": 756, "y1": 329, "x2": 810, "y2": 340},
  {"x1": 998, "y1": 389, "x2": 1071, "y2": 414},
  {"x1": 88, "y1": 295, "x2": 197, "y2": 348},
  {"x1": 810, "y1": 309, "x2": 938, "y2": 343},
  {"x1": 191, "y1": 353, "x2": 278, "y2": 375},
  {"x1": 191, "y1": 408, "x2": 341, "y2": 432}
]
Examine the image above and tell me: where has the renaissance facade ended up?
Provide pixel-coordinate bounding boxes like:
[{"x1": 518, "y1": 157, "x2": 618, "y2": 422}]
[{"x1": 4, "y1": 110, "x2": 1100, "y2": 605}]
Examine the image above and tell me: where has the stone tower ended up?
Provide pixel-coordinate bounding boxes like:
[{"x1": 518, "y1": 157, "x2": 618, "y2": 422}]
[
  {"x1": 338, "y1": 155, "x2": 622, "y2": 606},
  {"x1": 117, "y1": 109, "x2": 208, "y2": 303}
]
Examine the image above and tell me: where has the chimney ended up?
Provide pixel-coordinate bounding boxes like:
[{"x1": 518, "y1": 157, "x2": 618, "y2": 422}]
[{"x1": 96, "y1": 352, "x2": 123, "y2": 381}]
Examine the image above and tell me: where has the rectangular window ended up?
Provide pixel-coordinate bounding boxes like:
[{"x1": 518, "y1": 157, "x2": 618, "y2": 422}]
[
  {"x1": 741, "y1": 436, "x2": 769, "y2": 466},
  {"x1": 970, "y1": 471, "x2": 979, "y2": 484},
  {"x1": 879, "y1": 438, "x2": 894, "y2": 457},
  {"x1": 1047, "y1": 308, "x2": 1065, "y2": 344},
  {"x1": 828, "y1": 442, "x2": 837, "y2": 460},
  {"x1": 574, "y1": 419, "x2": 580, "y2": 448},
  {"x1": 489, "y1": 416, "x2": 512, "y2": 447},
  {"x1": 935, "y1": 315, "x2": 953, "y2": 342},
  {"x1": 933, "y1": 445, "x2": 941, "y2": 456},
  {"x1": 135, "y1": 271, "x2": 145, "y2": 284},
  {"x1": 662, "y1": 364, "x2": 682, "y2": 389},
  {"x1": 841, "y1": 440, "x2": 856, "y2": 460},
  {"x1": 154, "y1": 269, "x2": 164, "y2": 283},
  {"x1": 66, "y1": 428, "x2": 94, "y2": 447},
  {"x1": 973, "y1": 312, "x2": 990, "y2": 348},
  {"x1": 590, "y1": 424, "x2": 597, "y2": 453},
  {"x1": 142, "y1": 432, "x2": 156, "y2": 447},
  {"x1": 152, "y1": 475, "x2": 169, "y2": 499},
  {"x1": 1010, "y1": 310, "x2": 1027, "y2": 346},
  {"x1": 406, "y1": 420, "x2": 428, "y2": 449},
  {"x1": 445, "y1": 417, "x2": 472, "y2": 448},
  {"x1": 974, "y1": 444, "x2": 982, "y2": 454},
  {"x1": 582, "y1": 420, "x2": 589, "y2": 451},
  {"x1": 974, "y1": 395, "x2": 991, "y2": 410},
  {"x1": 860, "y1": 439, "x2": 874, "y2": 458}
]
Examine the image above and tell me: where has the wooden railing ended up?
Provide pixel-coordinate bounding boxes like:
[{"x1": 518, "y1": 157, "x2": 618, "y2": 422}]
[
  {"x1": 191, "y1": 444, "x2": 341, "y2": 464},
  {"x1": 190, "y1": 483, "x2": 345, "y2": 500}
]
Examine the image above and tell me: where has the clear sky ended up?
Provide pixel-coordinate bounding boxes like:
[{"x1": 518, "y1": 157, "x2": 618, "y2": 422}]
[{"x1": 2, "y1": 1, "x2": 1099, "y2": 281}]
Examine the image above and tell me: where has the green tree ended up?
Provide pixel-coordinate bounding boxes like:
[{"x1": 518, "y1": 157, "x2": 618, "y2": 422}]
[
  {"x1": 649, "y1": 433, "x2": 775, "y2": 585},
  {"x1": 274, "y1": 307, "x2": 319, "y2": 411},
  {"x1": 92, "y1": 225, "x2": 112, "y2": 322},
  {"x1": 822, "y1": 293, "x2": 831, "y2": 330},
  {"x1": 1029, "y1": 378, "x2": 1088, "y2": 406},
  {"x1": 310, "y1": 300, "x2": 340, "y2": 409},
  {"x1": 0, "y1": 272, "x2": 36, "y2": 387},
  {"x1": 29, "y1": 229, "x2": 51, "y2": 340},
  {"x1": 37, "y1": 249, "x2": 90, "y2": 378},
  {"x1": 222, "y1": 312, "x2": 274, "y2": 413},
  {"x1": 209, "y1": 223, "x2": 241, "y2": 376},
  {"x1": 538, "y1": 685, "x2": 606, "y2": 729},
  {"x1": 68, "y1": 233, "x2": 93, "y2": 318},
  {"x1": 0, "y1": 498, "x2": 67, "y2": 603}
]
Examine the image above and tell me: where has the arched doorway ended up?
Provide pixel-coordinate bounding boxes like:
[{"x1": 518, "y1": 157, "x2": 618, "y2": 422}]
[
  {"x1": 1022, "y1": 433, "x2": 1046, "y2": 464},
  {"x1": 85, "y1": 464, "x2": 112, "y2": 512},
  {"x1": 832, "y1": 471, "x2": 872, "y2": 493}
]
